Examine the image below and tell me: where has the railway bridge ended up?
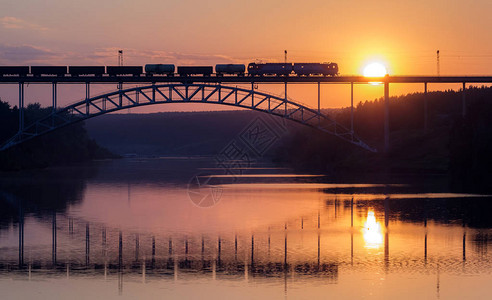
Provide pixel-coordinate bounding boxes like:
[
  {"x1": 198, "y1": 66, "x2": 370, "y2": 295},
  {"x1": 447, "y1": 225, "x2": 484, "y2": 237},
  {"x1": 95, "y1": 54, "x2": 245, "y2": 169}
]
[{"x1": 1, "y1": 74, "x2": 491, "y2": 152}]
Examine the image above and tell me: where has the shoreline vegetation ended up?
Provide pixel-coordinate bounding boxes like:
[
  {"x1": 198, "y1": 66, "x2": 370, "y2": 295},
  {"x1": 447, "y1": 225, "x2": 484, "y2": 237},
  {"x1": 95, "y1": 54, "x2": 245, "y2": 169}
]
[
  {"x1": 274, "y1": 86, "x2": 492, "y2": 192},
  {"x1": 0, "y1": 86, "x2": 490, "y2": 192},
  {"x1": 0, "y1": 100, "x2": 117, "y2": 171}
]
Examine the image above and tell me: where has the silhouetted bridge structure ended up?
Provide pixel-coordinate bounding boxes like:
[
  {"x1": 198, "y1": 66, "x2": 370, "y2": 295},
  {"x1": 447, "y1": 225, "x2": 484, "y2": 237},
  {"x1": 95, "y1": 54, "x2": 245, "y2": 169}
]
[{"x1": 1, "y1": 75, "x2": 491, "y2": 152}]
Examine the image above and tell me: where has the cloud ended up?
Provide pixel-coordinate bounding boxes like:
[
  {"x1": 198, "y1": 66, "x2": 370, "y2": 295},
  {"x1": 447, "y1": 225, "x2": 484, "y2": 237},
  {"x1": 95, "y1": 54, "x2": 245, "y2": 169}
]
[
  {"x1": 87, "y1": 48, "x2": 238, "y2": 65},
  {"x1": 0, "y1": 44, "x2": 57, "y2": 63},
  {"x1": 0, "y1": 16, "x2": 48, "y2": 31},
  {"x1": 0, "y1": 44, "x2": 245, "y2": 65}
]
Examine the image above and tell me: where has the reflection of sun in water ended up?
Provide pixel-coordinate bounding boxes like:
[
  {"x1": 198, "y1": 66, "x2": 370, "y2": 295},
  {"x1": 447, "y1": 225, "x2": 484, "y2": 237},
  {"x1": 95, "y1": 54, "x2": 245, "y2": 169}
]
[{"x1": 363, "y1": 210, "x2": 383, "y2": 248}]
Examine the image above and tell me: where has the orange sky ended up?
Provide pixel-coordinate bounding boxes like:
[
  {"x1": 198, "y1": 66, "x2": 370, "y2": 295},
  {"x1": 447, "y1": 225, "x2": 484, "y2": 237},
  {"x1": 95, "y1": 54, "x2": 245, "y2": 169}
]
[{"x1": 1, "y1": 0, "x2": 491, "y2": 109}]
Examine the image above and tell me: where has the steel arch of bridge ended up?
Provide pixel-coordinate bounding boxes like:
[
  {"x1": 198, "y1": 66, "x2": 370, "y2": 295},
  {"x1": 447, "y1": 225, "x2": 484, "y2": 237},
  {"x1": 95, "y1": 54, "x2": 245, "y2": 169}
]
[{"x1": 0, "y1": 84, "x2": 376, "y2": 152}]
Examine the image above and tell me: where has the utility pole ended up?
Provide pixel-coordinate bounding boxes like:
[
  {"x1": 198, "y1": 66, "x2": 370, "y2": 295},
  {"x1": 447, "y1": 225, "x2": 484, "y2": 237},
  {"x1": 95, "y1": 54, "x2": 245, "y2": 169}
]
[
  {"x1": 436, "y1": 50, "x2": 440, "y2": 76},
  {"x1": 118, "y1": 50, "x2": 123, "y2": 66},
  {"x1": 284, "y1": 50, "x2": 287, "y2": 63}
]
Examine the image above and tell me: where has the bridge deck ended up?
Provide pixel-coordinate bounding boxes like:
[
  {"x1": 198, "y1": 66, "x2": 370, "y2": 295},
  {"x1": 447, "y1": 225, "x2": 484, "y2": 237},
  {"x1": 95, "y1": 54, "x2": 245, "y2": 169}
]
[{"x1": 0, "y1": 75, "x2": 492, "y2": 84}]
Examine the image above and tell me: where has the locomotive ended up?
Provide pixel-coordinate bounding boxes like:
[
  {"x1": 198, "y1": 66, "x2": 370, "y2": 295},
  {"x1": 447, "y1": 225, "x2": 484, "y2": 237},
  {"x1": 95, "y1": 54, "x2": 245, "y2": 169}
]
[{"x1": 0, "y1": 62, "x2": 339, "y2": 77}]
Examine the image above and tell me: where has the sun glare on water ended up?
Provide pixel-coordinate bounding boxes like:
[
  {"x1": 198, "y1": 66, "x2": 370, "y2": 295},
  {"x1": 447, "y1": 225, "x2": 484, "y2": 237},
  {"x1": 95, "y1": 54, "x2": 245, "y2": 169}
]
[
  {"x1": 363, "y1": 210, "x2": 383, "y2": 248},
  {"x1": 363, "y1": 62, "x2": 388, "y2": 77}
]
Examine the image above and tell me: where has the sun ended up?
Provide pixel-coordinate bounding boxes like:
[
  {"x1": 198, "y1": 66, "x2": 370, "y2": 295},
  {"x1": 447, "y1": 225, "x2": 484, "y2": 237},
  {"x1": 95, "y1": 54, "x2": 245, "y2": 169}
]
[{"x1": 363, "y1": 62, "x2": 388, "y2": 77}]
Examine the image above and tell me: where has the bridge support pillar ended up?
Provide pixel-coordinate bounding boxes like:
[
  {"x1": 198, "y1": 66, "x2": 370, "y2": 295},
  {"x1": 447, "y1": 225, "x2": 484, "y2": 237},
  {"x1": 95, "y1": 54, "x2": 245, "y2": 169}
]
[
  {"x1": 318, "y1": 82, "x2": 321, "y2": 125},
  {"x1": 350, "y1": 82, "x2": 354, "y2": 134},
  {"x1": 251, "y1": 82, "x2": 254, "y2": 106},
  {"x1": 18, "y1": 82, "x2": 24, "y2": 132},
  {"x1": 151, "y1": 83, "x2": 156, "y2": 102},
  {"x1": 52, "y1": 82, "x2": 57, "y2": 113},
  {"x1": 85, "y1": 82, "x2": 90, "y2": 115},
  {"x1": 118, "y1": 82, "x2": 123, "y2": 107},
  {"x1": 384, "y1": 79, "x2": 390, "y2": 153},
  {"x1": 284, "y1": 82, "x2": 287, "y2": 116},
  {"x1": 424, "y1": 82, "x2": 428, "y2": 134},
  {"x1": 462, "y1": 82, "x2": 466, "y2": 118},
  {"x1": 52, "y1": 82, "x2": 57, "y2": 127}
]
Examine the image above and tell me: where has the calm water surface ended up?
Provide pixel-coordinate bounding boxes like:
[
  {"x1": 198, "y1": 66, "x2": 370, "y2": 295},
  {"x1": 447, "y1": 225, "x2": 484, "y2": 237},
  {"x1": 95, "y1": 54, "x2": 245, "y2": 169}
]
[{"x1": 1, "y1": 158, "x2": 491, "y2": 299}]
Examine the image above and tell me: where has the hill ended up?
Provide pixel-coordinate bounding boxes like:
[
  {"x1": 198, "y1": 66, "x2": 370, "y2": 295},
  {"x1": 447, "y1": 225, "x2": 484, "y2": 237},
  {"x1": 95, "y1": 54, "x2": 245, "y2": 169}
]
[{"x1": 274, "y1": 86, "x2": 492, "y2": 192}]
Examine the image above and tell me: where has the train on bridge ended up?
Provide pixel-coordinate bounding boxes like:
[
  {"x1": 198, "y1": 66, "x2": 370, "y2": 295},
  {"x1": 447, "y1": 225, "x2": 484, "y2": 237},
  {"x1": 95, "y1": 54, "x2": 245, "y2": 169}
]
[{"x1": 0, "y1": 62, "x2": 339, "y2": 78}]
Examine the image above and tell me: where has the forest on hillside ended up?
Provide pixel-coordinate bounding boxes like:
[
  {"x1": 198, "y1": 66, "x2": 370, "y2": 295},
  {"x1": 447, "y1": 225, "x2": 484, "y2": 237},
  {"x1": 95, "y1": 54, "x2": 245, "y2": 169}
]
[
  {"x1": 0, "y1": 99, "x2": 115, "y2": 171},
  {"x1": 274, "y1": 86, "x2": 492, "y2": 192}
]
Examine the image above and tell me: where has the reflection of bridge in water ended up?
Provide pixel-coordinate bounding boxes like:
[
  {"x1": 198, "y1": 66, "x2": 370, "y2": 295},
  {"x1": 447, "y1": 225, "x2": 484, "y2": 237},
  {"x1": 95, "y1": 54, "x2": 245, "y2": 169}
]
[
  {"x1": 9, "y1": 209, "x2": 340, "y2": 281},
  {"x1": 5, "y1": 195, "x2": 487, "y2": 292}
]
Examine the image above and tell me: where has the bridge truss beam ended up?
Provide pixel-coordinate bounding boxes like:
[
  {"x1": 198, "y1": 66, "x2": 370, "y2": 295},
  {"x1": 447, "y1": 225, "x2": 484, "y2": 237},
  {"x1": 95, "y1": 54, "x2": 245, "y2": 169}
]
[{"x1": 0, "y1": 84, "x2": 376, "y2": 152}]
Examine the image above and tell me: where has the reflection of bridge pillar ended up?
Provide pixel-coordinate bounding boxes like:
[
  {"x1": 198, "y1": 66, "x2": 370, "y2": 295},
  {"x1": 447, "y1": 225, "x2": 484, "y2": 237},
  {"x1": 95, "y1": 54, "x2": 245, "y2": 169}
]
[
  {"x1": 317, "y1": 232, "x2": 320, "y2": 268},
  {"x1": 251, "y1": 235, "x2": 254, "y2": 270},
  {"x1": 384, "y1": 197, "x2": 389, "y2": 270},
  {"x1": 52, "y1": 212, "x2": 57, "y2": 267},
  {"x1": 135, "y1": 234, "x2": 139, "y2": 262},
  {"x1": 351, "y1": 197, "x2": 354, "y2": 266},
  {"x1": 69, "y1": 218, "x2": 73, "y2": 235},
  {"x1": 18, "y1": 202, "x2": 24, "y2": 268},
  {"x1": 334, "y1": 198, "x2": 338, "y2": 218},
  {"x1": 384, "y1": 197, "x2": 389, "y2": 228},
  {"x1": 102, "y1": 227, "x2": 106, "y2": 256},
  {"x1": 424, "y1": 233, "x2": 428, "y2": 264},
  {"x1": 424, "y1": 199, "x2": 428, "y2": 264},
  {"x1": 463, "y1": 232, "x2": 466, "y2": 262},
  {"x1": 118, "y1": 231, "x2": 123, "y2": 274},
  {"x1": 234, "y1": 235, "x2": 238, "y2": 259},
  {"x1": 284, "y1": 233, "x2": 288, "y2": 268},
  {"x1": 151, "y1": 236, "x2": 155, "y2": 267},
  {"x1": 218, "y1": 237, "x2": 222, "y2": 265},
  {"x1": 85, "y1": 224, "x2": 90, "y2": 266},
  {"x1": 351, "y1": 197, "x2": 354, "y2": 227}
]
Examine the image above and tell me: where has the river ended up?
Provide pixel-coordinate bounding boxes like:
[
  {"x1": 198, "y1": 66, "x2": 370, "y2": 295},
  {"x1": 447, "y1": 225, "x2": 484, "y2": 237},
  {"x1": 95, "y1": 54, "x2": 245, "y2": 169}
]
[{"x1": 0, "y1": 157, "x2": 491, "y2": 299}]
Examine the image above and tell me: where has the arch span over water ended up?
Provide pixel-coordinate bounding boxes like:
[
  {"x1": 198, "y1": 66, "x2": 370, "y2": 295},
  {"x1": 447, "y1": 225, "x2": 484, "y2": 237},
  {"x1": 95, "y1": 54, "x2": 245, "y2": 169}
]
[{"x1": 0, "y1": 84, "x2": 376, "y2": 152}]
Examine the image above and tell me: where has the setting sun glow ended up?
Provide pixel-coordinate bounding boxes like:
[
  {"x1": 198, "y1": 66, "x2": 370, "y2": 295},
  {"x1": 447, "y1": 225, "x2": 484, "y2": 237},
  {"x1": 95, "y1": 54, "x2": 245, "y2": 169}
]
[{"x1": 363, "y1": 62, "x2": 388, "y2": 77}]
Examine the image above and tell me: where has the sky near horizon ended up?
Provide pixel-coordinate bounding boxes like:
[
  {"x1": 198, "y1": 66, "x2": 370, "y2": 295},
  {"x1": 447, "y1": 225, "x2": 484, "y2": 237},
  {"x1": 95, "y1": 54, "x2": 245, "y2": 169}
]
[{"x1": 0, "y1": 0, "x2": 491, "y2": 109}]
